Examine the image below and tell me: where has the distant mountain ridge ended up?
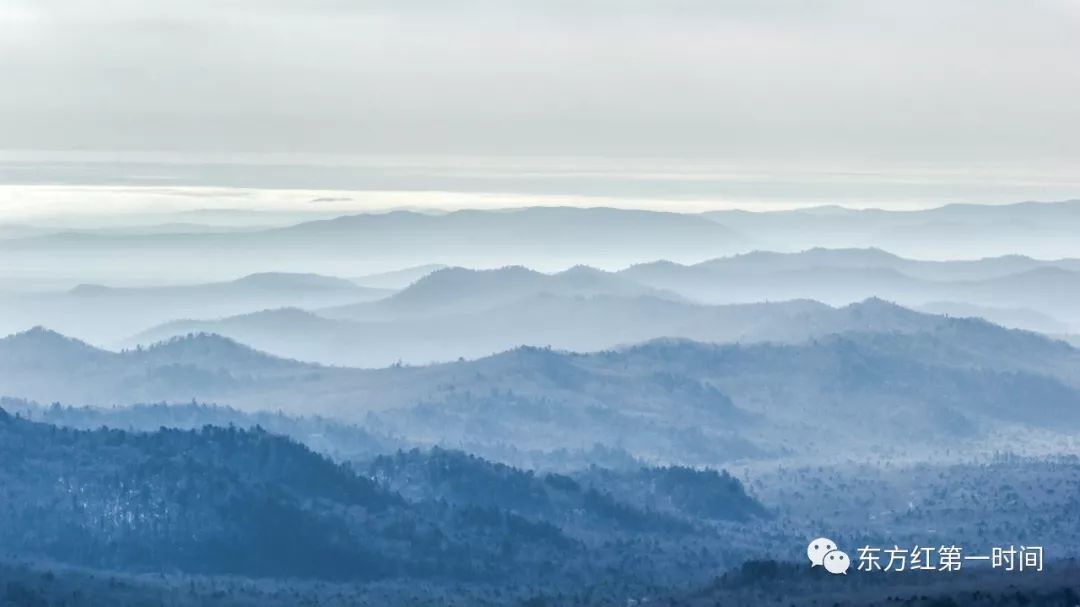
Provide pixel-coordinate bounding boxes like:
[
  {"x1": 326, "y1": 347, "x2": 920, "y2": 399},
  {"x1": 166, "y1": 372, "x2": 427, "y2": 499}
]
[
  {"x1": 70, "y1": 271, "x2": 364, "y2": 295},
  {"x1": 627, "y1": 247, "x2": 1080, "y2": 281},
  {"x1": 0, "y1": 207, "x2": 752, "y2": 289},
  {"x1": 620, "y1": 248, "x2": 1080, "y2": 331},
  {"x1": 322, "y1": 265, "x2": 684, "y2": 321},
  {"x1": 132, "y1": 295, "x2": 821, "y2": 366},
  {"x1": 275, "y1": 207, "x2": 744, "y2": 242},
  {"x1": 126, "y1": 277, "x2": 1078, "y2": 368},
  {"x1": 700, "y1": 199, "x2": 1080, "y2": 259},
  {"x1": 6, "y1": 201, "x2": 1080, "y2": 293},
  {"x1": 0, "y1": 272, "x2": 390, "y2": 345},
  {"x1": 5, "y1": 305, "x2": 1080, "y2": 464}
]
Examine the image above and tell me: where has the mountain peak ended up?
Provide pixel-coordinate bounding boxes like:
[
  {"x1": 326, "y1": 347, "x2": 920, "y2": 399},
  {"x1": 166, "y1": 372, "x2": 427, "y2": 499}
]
[
  {"x1": 282, "y1": 210, "x2": 431, "y2": 232},
  {"x1": 232, "y1": 272, "x2": 357, "y2": 290},
  {"x1": 840, "y1": 298, "x2": 930, "y2": 324},
  {"x1": 0, "y1": 327, "x2": 108, "y2": 364},
  {"x1": 845, "y1": 296, "x2": 905, "y2": 311},
  {"x1": 138, "y1": 332, "x2": 306, "y2": 368},
  {"x1": 388, "y1": 266, "x2": 542, "y2": 302},
  {"x1": 146, "y1": 331, "x2": 255, "y2": 352},
  {"x1": 557, "y1": 264, "x2": 607, "y2": 277},
  {"x1": 68, "y1": 283, "x2": 114, "y2": 295},
  {"x1": 3, "y1": 326, "x2": 94, "y2": 348},
  {"x1": 802, "y1": 246, "x2": 899, "y2": 259}
]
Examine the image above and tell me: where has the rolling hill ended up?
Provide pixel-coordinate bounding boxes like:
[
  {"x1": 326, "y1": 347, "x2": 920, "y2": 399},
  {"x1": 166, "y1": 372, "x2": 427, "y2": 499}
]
[
  {"x1": 0, "y1": 272, "x2": 390, "y2": 345},
  {"x1": 125, "y1": 263, "x2": 1080, "y2": 366},
  {"x1": 0, "y1": 410, "x2": 409, "y2": 581},
  {"x1": 0, "y1": 411, "x2": 764, "y2": 589},
  {"x1": 128, "y1": 296, "x2": 819, "y2": 367},
  {"x1": 5, "y1": 303, "x2": 1080, "y2": 464},
  {"x1": 701, "y1": 199, "x2": 1080, "y2": 259},
  {"x1": 0, "y1": 207, "x2": 752, "y2": 288},
  {"x1": 620, "y1": 250, "x2": 1080, "y2": 330},
  {"x1": 127, "y1": 294, "x2": 1000, "y2": 368},
  {"x1": 320, "y1": 265, "x2": 684, "y2": 321}
]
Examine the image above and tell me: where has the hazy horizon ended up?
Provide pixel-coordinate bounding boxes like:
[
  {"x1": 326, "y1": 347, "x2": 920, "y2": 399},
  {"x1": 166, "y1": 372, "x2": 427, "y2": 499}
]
[
  {"x1": 4, "y1": 0, "x2": 1080, "y2": 220},
  {"x1": 2, "y1": 154, "x2": 1080, "y2": 222}
]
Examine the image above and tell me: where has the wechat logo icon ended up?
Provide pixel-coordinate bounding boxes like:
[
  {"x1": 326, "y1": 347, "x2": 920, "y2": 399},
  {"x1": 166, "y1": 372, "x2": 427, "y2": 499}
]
[{"x1": 807, "y1": 537, "x2": 850, "y2": 575}]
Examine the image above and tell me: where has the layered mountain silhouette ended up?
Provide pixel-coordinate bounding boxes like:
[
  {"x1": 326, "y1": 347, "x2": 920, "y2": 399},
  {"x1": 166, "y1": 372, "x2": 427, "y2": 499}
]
[
  {"x1": 321, "y1": 265, "x2": 684, "y2": 321},
  {"x1": 272, "y1": 208, "x2": 747, "y2": 260},
  {"x1": 0, "y1": 207, "x2": 752, "y2": 288},
  {"x1": 124, "y1": 255, "x2": 1080, "y2": 365},
  {"x1": 6, "y1": 201, "x2": 1080, "y2": 300},
  {"x1": 5, "y1": 303, "x2": 1080, "y2": 464},
  {"x1": 702, "y1": 199, "x2": 1080, "y2": 259},
  {"x1": 129, "y1": 296, "x2": 817, "y2": 367},
  {"x1": 620, "y1": 249, "x2": 1080, "y2": 331},
  {"x1": 0, "y1": 272, "x2": 389, "y2": 345}
]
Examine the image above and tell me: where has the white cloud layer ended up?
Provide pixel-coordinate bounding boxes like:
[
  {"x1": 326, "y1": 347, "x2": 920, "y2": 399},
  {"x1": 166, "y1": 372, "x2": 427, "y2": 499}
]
[{"x1": 2, "y1": 0, "x2": 1079, "y2": 164}]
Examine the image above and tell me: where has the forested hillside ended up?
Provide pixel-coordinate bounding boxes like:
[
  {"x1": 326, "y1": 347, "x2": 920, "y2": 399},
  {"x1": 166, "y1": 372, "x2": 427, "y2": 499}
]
[{"x1": 0, "y1": 409, "x2": 769, "y2": 592}]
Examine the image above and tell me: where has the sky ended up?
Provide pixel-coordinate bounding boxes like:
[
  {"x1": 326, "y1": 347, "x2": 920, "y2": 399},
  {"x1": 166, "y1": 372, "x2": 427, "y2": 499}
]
[{"x1": 1, "y1": 0, "x2": 1079, "y2": 212}]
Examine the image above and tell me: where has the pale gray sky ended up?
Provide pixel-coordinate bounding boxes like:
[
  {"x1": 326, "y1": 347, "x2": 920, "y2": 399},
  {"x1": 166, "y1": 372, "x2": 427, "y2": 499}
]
[
  {"x1": 2, "y1": 0, "x2": 1079, "y2": 161},
  {"x1": 1, "y1": 1, "x2": 1079, "y2": 210}
]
